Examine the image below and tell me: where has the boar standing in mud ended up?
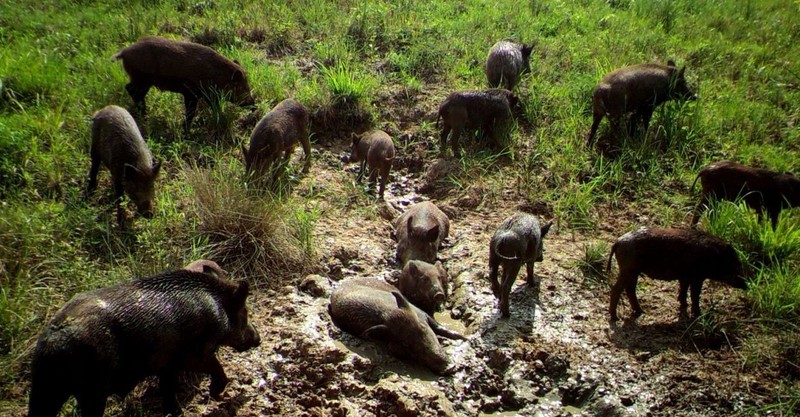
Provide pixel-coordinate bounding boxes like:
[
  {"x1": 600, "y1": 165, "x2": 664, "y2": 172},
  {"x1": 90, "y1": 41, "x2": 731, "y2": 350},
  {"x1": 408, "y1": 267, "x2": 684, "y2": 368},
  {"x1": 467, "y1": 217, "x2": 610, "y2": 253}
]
[
  {"x1": 393, "y1": 201, "x2": 450, "y2": 266},
  {"x1": 27, "y1": 261, "x2": 261, "y2": 417},
  {"x1": 607, "y1": 227, "x2": 746, "y2": 322},
  {"x1": 489, "y1": 212, "x2": 553, "y2": 318},
  {"x1": 328, "y1": 277, "x2": 465, "y2": 374},
  {"x1": 113, "y1": 36, "x2": 256, "y2": 133},
  {"x1": 485, "y1": 40, "x2": 534, "y2": 91},
  {"x1": 587, "y1": 60, "x2": 696, "y2": 146},
  {"x1": 438, "y1": 88, "x2": 519, "y2": 157},
  {"x1": 691, "y1": 160, "x2": 800, "y2": 230},
  {"x1": 399, "y1": 260, "x2": 449, "y2": 315},
  {"x1": 242, "y1": 98, "x2": 311, "y2": 179},
  {"x1": 86, "y1": 105, "x2": 161, "y2": 226},
  {"x1": 346, "y1": 130, "x2": 395, "y2": 199}
]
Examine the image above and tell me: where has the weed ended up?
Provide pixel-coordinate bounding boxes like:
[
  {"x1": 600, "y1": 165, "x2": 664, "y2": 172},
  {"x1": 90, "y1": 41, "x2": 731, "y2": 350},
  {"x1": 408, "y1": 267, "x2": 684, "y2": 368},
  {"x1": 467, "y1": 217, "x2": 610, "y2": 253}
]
[{"x1": 576, "y1": 241, "x2": 611, "y2": 284}]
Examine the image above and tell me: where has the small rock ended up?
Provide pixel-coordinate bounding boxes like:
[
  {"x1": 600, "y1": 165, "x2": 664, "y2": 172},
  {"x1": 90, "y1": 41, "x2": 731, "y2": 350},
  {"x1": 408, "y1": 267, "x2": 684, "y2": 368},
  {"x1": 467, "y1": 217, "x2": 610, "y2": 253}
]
[
  {"x1": 620, "y1": 396, "x2": 634, "y2": 407},
  {"x1": 486, "y1": 348, "x2": 512, "y2": 372},
  {"x1": 299, "y1": 274, "x2": 331, "y2": 297}
]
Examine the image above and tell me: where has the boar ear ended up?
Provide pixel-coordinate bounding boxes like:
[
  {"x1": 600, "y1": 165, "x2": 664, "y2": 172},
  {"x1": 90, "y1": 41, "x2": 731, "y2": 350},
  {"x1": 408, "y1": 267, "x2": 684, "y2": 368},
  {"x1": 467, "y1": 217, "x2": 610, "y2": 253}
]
[
  {"x1": 406, "y1": 215, "x2": 414, "y2": 231},
  {"x1": 151, "y1": 159, "x2": 162, "y2": 178},
  {"x1": 351, "y1": 132, "x2": 360, "y2": 145},
  {"x1": 435, "y1": 261, "x2": 447, "y2": 276},
  {"x1": 203, "y1": 262, "x2": 227, "y2": 277},
  {"x1": 667, "y1": 59, "x2": 676, "y2": 67},
  {"x1": 361, "y1": 324, "x2": 390, "y2": 340},
  {"x1": 407, "y1": 260, "x2": 420, "y2": 276},
  {"x1": 425, "y1": 224, "x2": 440, "y2": 242},
  {"x1": 233, "y1": 280, "x2": 250, "y2": 304},
  {"x1": 540, "y1": 221, "x2": 553, "y2": 238},
  {"x1": 233, "y1": 69, "x2": 245, "y2": 81},
  {"x1": 391, "y1": 291, "x2": 413, "y2": 311},
  {"x1": 678, "y1": 66, "x2": 686, "y2": 78},
  {"x1": 124, "y1": 164, "x2": 142, "y2": 180},
  {"x1": 521, "y1": 43, "x2": 534, "y2": 57}
]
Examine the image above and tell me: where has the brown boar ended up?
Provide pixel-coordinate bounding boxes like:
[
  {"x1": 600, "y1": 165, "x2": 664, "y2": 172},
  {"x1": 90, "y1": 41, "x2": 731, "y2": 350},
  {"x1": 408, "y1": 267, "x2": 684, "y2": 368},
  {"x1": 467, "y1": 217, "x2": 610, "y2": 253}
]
[
  {"x1": 488, "y1": 213, "x2": 553, "y2": 318},
  {"x1": 346, "y1": 130, "x2": 395, "y2": 200},
  {"x1": 399, "y1": 260, "x2": 449, "y2": 315},
  {"x1": 486, "y1": 40, "x2": 534, "y2": 90},
  {"x1": 587, "y1": 60, "x2": 696, "y2": 146},
  {"x1": 27, "y1": 265, "x2": 260, "y2": 417},
  {"x1": 691, "y1": 160, "x2": 800, "y2": 230},
  {"x1": 437, "y1": 88, "x2": 519, "y2": 157},
  {"x1": 242, "y1": 98, "x2": 311, "y2": 179},
  {"x1": 393, "y1": 201, "x2": 450, "y2": 266},
  {"x1": 328, "y1": 277, "x2": 465, "y2": 374},
  {"x1": 113, "y1": 36, "x2": 256, "y2": 133},
  {"x1": 86, "y1": 105, "x2": 161, "y2": 225},
  {"x1": 606, "y1": 227, "x2": 746, "y2": 322}
]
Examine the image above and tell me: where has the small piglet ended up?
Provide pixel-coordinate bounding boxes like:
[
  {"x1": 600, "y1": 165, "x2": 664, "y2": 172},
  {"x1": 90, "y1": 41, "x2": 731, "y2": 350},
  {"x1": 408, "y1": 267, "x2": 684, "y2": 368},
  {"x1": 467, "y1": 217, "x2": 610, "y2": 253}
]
[
  {"x1": 691, "y1": 160, "x2": 800, "y2": 230},
  {"x1": 27, "y1": 261, "x2": 261, "y2": 417},
  {"x1": 242, "y1": 98, "x2": 311, "y2": 179},
  {"x1": 488, "y1": 212, "x2": 552, "y2": 318},
  {"x1": 86, "y1": 105, "x2": 161, "y2": 225},
  {"x1": 346, "y1": 130, "x2": 395, "y2": 199},
  {"x1": 485, "y1": 40, "x2": 533, "y2": 90},
  {"x1": 393, "y1": 201, "x2": 450, "y2": 266},
  {"x1": 607, "y1": 227, "x2": 746, "y2": 322},
  {"x1": 438, "y1": 88, "x2": 519, "y2": 157},
  {"x1": 399, "y1": 260, "x2": 449, "y2": 315}
]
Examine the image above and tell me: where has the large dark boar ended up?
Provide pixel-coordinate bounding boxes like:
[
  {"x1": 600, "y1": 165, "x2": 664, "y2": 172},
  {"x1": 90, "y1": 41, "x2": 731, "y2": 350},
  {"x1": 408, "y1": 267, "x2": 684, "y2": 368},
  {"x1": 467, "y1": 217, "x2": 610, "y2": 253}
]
[
  {"x1": 242, "y1": 98, "x2": 311, "y2": 178},
  {"x1": 113, "y1": 36, "x2": 256, "y2": 133},
  {"x1": 28, "y1": 263, "x2": 261, "y2": 417},
  {"x1": 399, "y1": 260, "x2": 449, "y2": 315},
  {"x1": 587, "y1": 60, "x2": 696, "y2": 146},
  {"x1": 346, "y1": 130, "x2": 395, "y2": 199},
  {"x1": 485, "y1": 40, "x2": 533, "y2": 90},
  {"x1": 438, "y1": 88, "x2": 519, "y2": 157},
  {"x1": 393, "y1": 201, "x2": 450, "y2": 266},
  {"x1": 488, "y1": 213, "x2": 553, "y2": 318},
  {"x1": 691, "y1": 160, "x2": 800, "y2": 230},
  {"x1": 86, "y1": 105, "x2": 161, "y2": 225},
  {"x1": 606, "y1": 227, "x2": 746, "y2": 322},
  {"x1": 328, "y1": 277, "x2": 465, "y2": 374}
]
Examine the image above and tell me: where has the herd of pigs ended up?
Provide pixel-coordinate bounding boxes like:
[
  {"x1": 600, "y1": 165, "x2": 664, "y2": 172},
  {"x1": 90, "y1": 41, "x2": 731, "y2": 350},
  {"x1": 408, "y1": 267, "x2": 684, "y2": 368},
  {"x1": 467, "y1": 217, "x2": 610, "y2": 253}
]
[{"x1": 25, "y1": 35, "x2": 800, "y2": 416}]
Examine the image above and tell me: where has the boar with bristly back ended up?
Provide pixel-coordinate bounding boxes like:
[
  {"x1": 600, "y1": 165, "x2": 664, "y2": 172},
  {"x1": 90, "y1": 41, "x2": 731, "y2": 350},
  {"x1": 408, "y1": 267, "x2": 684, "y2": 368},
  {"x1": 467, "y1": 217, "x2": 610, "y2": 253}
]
[
  {"x1": 27, "y1": 262, "x2": 260, "y2": 417},
  {"x1": 437, "y1": 88, "x2": 519, "y2": 157},
  {"x1": 587, "y1": 60, "x2": 696, "y2": 146},
  {"x1": 393, "y1": 201, "x2": 450, "y2": 266},
  {"x1": 607, "y1": 227, "x2": 746, "y2": 322},
  {"x1": 113, "y1": 36, "x2": 256, "y2": 133},
  {"x1": 242, "y1": 98, "x2": 311, "y2": 179},
  {"x1": 86, "y1": 105, "x2": 161, "y2": 226},
  {"x1": 346, "y1": 130, "x2": 395, "y2": 200},
  {"x1": 486, "y1": 40, "x2": 533, "y2": 91},
  {"x1": 399, "y1": 260, "x2": 449, "y2": 315},
  {"x1": 691, "y1": 160, "x2": 800, "y2": 230},
  {"x1": 328, "y1": 277, "x2": 465, "y2": 374}
]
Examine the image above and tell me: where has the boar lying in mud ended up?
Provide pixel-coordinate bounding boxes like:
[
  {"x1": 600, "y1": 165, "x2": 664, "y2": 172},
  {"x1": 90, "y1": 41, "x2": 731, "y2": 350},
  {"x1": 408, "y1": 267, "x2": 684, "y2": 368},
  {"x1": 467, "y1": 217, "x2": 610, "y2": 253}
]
[
  {"x1": 27, "y1": 261, "x2": 261, "y2": 417},
  {"x1": 607, "y1": 227, "x2": 746, "y2": 322},
  {"x1": 587, "y1": 60, "x2": 696, "y2": 146},
  {"x1": 691, "y1": 160, "x2": 800, "y2": 230},
  {"x1": 489, "y1": 212, "x2": 553, "y2": 318},
  {"x1": 242, "y1": 98, "x2": 311, "y2": 179},
  {"x1": 328, "y1": 277, "x2": 465, "y2": 374},
  {"x1": 485, "y1": 40, "x2": 534, "y2": 90},
  {"x1": 438, "y1": 88, "x2": 519, "y2": 157},
  {"x1": 346, "y1": 130, "x2": 395, "y2": 199},
  {"x1": 86, "y1": 105, "x2": 161, "y2": 226},
  {"x1": 113, "y1": 36, "x2": 256, "y2": 133},
  {"x1": 393, "y1": 201, "x2": 450, "y2": 266},
  {"x1": 399, "y1": 260, "x2": 449, "y2": 315}
]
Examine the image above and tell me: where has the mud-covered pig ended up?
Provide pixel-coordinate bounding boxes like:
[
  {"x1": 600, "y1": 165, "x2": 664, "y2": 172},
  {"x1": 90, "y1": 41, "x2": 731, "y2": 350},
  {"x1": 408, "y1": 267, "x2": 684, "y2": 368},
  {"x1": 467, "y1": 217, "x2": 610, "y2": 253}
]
[
  {"x1": 691, "y1": 160, "x2": 800, "y2": 230},
  {"x1": 393, "y1": 201, "x2": 450, "y2": 266},
  {"x1": 587, "y1": 60, "x2": 696, "y2": 146},
  {"x1": 242, "y1": 98, "x2": 311, "y2": 179},
  {"x1": 488, "y1": 212, "x2": 553, "y2": 318},
  {"x1": 437, "y1": 88, "x2": 519, "y2": 157},
  {"x1": 86, "y1": 105, "x2": 161, "y2": 225},
  {"x1": 27, "y1": 263, "x2": 260, "y2": 417},
  {"x1": 328, "y1": 277, "x2": 465, "y2": 374},
  {"x1": 607, "y1": 227, "x2": 746, "y2": 322},
  {"x1": 346, "y1": 130, "x2": 395, "y2": 200},
  {"x1": 399, "y1": 260, "x2": 449, "y2": 315},
  {"x1": 485, "y1": 40, "x2": 533, "y2": 90}
]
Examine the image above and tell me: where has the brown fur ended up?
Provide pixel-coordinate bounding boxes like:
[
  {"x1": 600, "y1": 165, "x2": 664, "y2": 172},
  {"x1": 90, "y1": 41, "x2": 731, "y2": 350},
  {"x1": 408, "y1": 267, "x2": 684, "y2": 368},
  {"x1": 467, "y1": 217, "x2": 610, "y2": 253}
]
[
  {"x1": 399, "y1": 260, "x2": 449, "y2": 315},
  {"x1": 393, "y1": 201, "x2": 450, "y2": 266},
  {"x1": 347, "y1": 130, "x2": 395, "y2": 199},
  {"x1": 437, "y1": 89, "x2": 519, "y2": 157},
  {"x1": 485, "y1": 41, "x2": 534, "y2": 90},
  {"x1": 242, "y1": 98, "x2": 311, "y2": 179}
]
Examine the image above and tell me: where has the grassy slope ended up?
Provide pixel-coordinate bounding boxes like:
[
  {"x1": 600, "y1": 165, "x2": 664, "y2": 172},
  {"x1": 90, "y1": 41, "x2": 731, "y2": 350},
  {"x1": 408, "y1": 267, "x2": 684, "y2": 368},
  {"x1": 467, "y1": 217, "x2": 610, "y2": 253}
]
[{"x1": 1, "y1": 0, "x2": 799, "y2": 412}]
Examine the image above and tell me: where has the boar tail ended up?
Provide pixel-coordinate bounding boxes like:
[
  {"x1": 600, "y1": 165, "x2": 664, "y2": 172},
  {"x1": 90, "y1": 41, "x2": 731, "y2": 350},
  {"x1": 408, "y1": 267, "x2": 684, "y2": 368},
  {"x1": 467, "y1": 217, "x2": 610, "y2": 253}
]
[
  {"x1": 111, "y1": 51, "x2": 124, "y2": 62},
  {"x1": 690, "y1": 172, "x2": 701, "y2": 193},
  {"x1": 606, "y1": 242, "x2": 617, "y2": 274}
]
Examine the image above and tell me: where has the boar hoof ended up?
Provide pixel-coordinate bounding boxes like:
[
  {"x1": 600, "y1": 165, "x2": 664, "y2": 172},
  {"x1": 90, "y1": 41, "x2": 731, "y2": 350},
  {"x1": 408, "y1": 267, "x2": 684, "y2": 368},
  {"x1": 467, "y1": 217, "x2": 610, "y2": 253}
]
[{"x1": 630, "y1": 309, "x2": 644, "y2": 320}]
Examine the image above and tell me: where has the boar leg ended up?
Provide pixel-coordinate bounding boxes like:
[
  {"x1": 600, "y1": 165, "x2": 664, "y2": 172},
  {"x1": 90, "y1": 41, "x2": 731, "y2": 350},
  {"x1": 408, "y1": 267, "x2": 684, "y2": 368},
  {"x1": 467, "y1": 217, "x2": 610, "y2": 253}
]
[
  {"x1": 86, "y1": 155, "x2": 101, "y2": 198},
  {"x1": 125, "y1": 81, "x2": 150, "y2": 116},
  {"x1": 609, "y1": 275, "x2": 626, "y2": 321},
  {"x1": 450, "y1": 127, "x2": 464, "y2": 158},
  {"x1": 356, "y1": 160, "x2": 367, "y2": 183},
  {"x1": 525, "y1": 258, "x2": 536, "y2": 287},
  {"x1": 300, "y1": 134, "x2": 312, "y2": 174},
  {"x1": 28, "y1": 379, "x2": 70, "y2": 417},
  {"x1": 75, "y1": 392, "x2": 108, "y2": 417},
  {"x1": 183, "y1": 94, "x2": 199, "y2": 134},
  {"x1": 113, "y1": 176, "x2": 126, "y2": 226},
  {"x1": 499, "y1": 261, "x2": 522, "y2": 318},
  {"x1": 203, "y1": 356, "x2": 230, "y2": 400},
  {"x1": 378, "y1": 166, "x2": 389, "y2": 199},
  {"x1": 158, "y1": 371, "x2": 182, "y2": 416},
  {"x1": 488, "y1": 250, "x2": 501, "y2": 298},
  {"x1": 690, "y1": 194, "x2": 709, "y2": 226},
  {"x1": 426, "y1": 315, "x2": 466, "y2": 340},
  {"x1": 768, "y1": 208, "x2": 780, "y2": 230},
  {"x1": 689, "y1": 279, "x2": 704, "y2": 318},
  {"x1": 625, "y1": 277, "x2": 643, "y2": 319},
  {"x1": 439, "y1": 125, "x2": 451, "y2": 156},
  {"x1": 678, "y1": 279, "x2": 690, "y2": 315},
  {"x1": 640, "y1": 108, "x2": 654, "y2": 134}
]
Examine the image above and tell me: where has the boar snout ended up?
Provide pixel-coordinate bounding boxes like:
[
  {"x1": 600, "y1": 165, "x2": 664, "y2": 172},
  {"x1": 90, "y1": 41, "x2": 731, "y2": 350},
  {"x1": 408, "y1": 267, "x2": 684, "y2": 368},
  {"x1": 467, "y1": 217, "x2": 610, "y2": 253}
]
[{"x1": 235, "y1": 325, "x2": 261, "y2": 352}]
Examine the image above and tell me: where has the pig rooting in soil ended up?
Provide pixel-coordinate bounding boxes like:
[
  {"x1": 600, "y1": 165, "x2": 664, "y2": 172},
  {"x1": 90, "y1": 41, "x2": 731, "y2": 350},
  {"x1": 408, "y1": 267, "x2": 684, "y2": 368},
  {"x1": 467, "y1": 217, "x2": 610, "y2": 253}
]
[
  {"x1": 27, "y1": 266, "x2": 261, "y2": 417},
  {"x1": 399, "y1": 260, "x2": 449, "y2": 315},
  {"x1": 485, "y1": 40, "x2": 534, "y2": 91},
  {"x1": 346, "y1": 130, "x2": 395, "y2": 200},
  {"x1": 393, "y1": 201, "x2": 450, "y2": 266},
  {"x1": 242, "y1": 98, "x2": 311, "y2": 180},
  {"x1": 437, "y1": 88, "x2": 518, "y2": 157}
]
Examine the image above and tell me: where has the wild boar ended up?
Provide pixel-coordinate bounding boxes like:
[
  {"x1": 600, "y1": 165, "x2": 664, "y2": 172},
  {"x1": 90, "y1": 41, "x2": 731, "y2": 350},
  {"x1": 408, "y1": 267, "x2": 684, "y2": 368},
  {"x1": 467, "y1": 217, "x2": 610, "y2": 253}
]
[
  {"x1": 393, "y1": 201, "x2": 450, "y2": 266},
  {"x1": 113, "y1": 36, "x2": 256, "y2": 133},
  {"x1": 399, "y1": 260, "x2": 449, "y2": 315},
  {"x1": 587, "y1": 60, "x2": 696, "y2": 146},
  {"x1": 242, "y1": 98, "x2": 311, "y2": 179},
  {"x1": 86, "y1": 105, "x2": 161, "y2": 225},
  {"x1": 485, "y1": 40, "x2": 533, "y2": 90},
  {"x1": 27, "y1": 265, "x2": 260, "y2": 417},
  {"x1": 437, "y1": 88, "x2": 519, "y2": 157},
  {"x1": 691, "y1": 160, "x2": 800, "y2": 230},
  {"x1": 606, "y1": 227, "x2": 746, "y2": 322},
  {"x1": 328, "y1": 277, "x2": 465, "y2": 374},
  {"x1": 346, "y1": 130, "x2": 395, "y2": 199},
  {"x1": 488, "y1": 213, "x2": 553, "y2": 318}
]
